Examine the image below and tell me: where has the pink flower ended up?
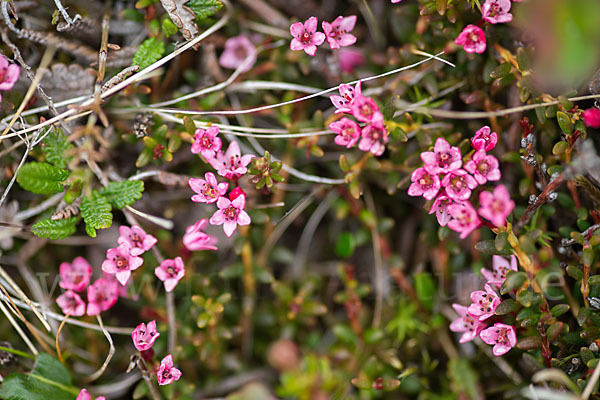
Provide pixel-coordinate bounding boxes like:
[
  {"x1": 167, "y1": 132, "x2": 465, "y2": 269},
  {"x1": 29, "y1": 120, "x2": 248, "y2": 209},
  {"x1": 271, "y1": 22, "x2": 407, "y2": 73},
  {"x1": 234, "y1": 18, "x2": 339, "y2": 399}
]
[
  {"x1": 338, "y1": 48, "x2": 365, "y2": 73},
  {"x1": 479, "y1": 323, "x2": 517, "y2": 356},
  {"x1": 132, "y1": 320, "x2": 160, "y2": 351},
  {"x1": 441, "y1": 169, "x2": 478, "y2": 201},
  {"x1": 209, "y1": 194, "x2": 251, "y2": 237},
  {"x1": 471, "y1": 126, "x2": 498, "y2": 151},
  {"x1": 447, "y1": 202, "x2": 481, "y2": 239},
  {"x1": 59, "y1": 257, "x2": 92, "y2": 292},
  {"x1": 455, "y1": 24, "x2": 486, "y2": 54},
  {"x1": 0, "y1": 55, "x2": 20, "y2": 103},
  {"x1": 219, "y1": 35, "x2": 257, "y2": 73},
  {"x1": 429, "y1": 193, "x2": 458, "y2": 227},
  {"x1": 478, "y1": 184, "x2": 515, "y2": 227},
  {"x1": 391, "y1": 0, "x2": 403, "y2": 2},
  {"x1": 482, "y1": 0, "x2": 513, "y2": 24},
  {"x1": 56, "y1": 290, "x2": 86, "y2": 316},
  {"x1": 118, "y1": 225, "x2": 157, "y2": 256},
  {"x1": 330, "y1": 82, "x2": 362, "y2": 114},
  {"x1": 183, "y1": 219, "x2": 218, "y2": 251},
  {"x1": 583, "y1": 108, "x2": 600, "y2": 129},
  {"x1": 421, "y1": 137, "x2": 462, "y2": 175},
  {"x1": 76, "y1": 389, "x2": 106, "y2": 400},
  {"x1": 330, "y1": 118, "x2": 361, "y2": 148},
  {"x1": 482, "y1": 255, "x2": 518, "y2": 288},
  {"x1": 349, "y1": 94, "x2": 384, "y2": 127},
  {"x1": 191, "y1": 126, "x2": 222, "y2": 159},
  {"x1": 468, "y1": 283, "x2": 501, "y2": 320},
  {"x1": 101, "y1": 244, "x2": 144, "y2": 286},
  {"x1": 464, "y1": 150, "x2": 501, "y2": 185},
  {"x1": 408, "y1": 167, "x2": 441, "y2": 201},
  {"x1": 207, "y1": 141, "x2": 255, "y2": 180},
  {"x1": 155, "y1": 257, "x2": 185, "y2": 292},
  {"x1": 449, "y1": 304, "x2": 487, "y2": 343},
  {"x1": 322, "y1": 16, "x2": 357, "y2": 50},
  {"x1": 157, "y1": 354, "x2": 182, "y2": 386},
  {"x1": 290, "y1": 17, "x2": 326, "y2": 56},
  {"x1": 358, "y1": 124, "x2": 388, "y2": 156},
  {"x1": 228, "y1": 187, "x2": 246, "y2": 202},
  {"x1": 189, "y1": 172, "x2": 229, "y2": 204},
  {"x1": 86, "y1": 278, "x2": 118, "y2": 316}
]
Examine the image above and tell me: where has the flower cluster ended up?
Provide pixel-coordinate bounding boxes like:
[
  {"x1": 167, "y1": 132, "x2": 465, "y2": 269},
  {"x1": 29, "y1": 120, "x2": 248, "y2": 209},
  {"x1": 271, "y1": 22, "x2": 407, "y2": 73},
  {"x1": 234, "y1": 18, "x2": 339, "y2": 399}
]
[
  {"x1": 329, "y1": 82, "x2": 389, "y2": 156},
  {"x1": 450, "y1": 256, "x2": 518, "y2": 356},
  {"x1": 190, "y1": 126, "x2": 253, "y2": 238},
  {"x1": 408, "y1": 126, "x2": 515, "y2": 239},
  {"x1": 290, "y1": 16, "x2": 356, "y2": 56},
  {"x1": 0, "y1": 55, "x2": 20, "y2": 102},
  {"x1": 131, "y1": 321, "x2": 182, "y2": 386},
  {"x1": 103, "y1": 225, "x2": 157, "y2": 286}
]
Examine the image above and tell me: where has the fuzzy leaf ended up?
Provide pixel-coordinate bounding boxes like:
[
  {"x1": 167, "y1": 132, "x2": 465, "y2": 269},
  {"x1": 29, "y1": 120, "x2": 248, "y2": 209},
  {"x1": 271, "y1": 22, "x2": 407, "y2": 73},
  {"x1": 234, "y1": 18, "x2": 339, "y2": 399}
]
[
  {"x1": 80, "y1": 192, "x2": 113, "y2": 238},
  {"x1": 187, "y1": 0, "x2": 223, "y2": 20},
  {"x1": 16, "y1": 162, "x2": 69, "y2": 194},
  {"x1": 132, "y1": 37, "x2": 165, "y2": 70},
  {"x1": 99, "y1": 180, "x2": 144, "y2": 209},
  {"x1": 41, "y1": 129, "x2": 74, "y2": 168},
  {"x1": 31, "y1": 218, "x2": 78, "y2": 240}
]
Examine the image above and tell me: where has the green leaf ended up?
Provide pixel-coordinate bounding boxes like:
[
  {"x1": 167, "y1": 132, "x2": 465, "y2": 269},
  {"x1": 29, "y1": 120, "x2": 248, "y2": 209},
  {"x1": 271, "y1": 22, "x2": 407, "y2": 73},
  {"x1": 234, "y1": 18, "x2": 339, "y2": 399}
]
[
  {"x1": 556, "y1": 111, "x2": 573, "y2": 134},
  {"x1": 0, "y1": 353, "x2": 78, "y2": 400},
  {"x1": 99, "y1": 180, "x2": 144, "y2": 209},
  {"x1": 80, "y1": 192, "x2": 112, "y2": 238},
  {"x1": 187, "y1": 0, "x2": 223, "y2": 20},
  {"x1": 495, "y1": 298, "x2": 518, "y2": 315},
  {"x1": 16, "y1": 162, "x2": 69, "y2": 194},
  {"x1": 132, "y1": 37, "x2": 165, "y2": 70},
  {"x1": 41, "y1": 129, "x2": 74, "y2": 168},
  {"x1": 31, "y1": 218, "x2": 78, "y2": 240},
  {"x1": 500, "y1": 271, "x2": 527, "y2": 294},
  {"x1": 551, "y1": 304, "x2": 570, "y2": 317},
  {"x1": 334, "y1": 232, "x2": 355, "y2": 258},
  {"x1": 414, "y1": 272, "x2": 435, "y2": 311}
]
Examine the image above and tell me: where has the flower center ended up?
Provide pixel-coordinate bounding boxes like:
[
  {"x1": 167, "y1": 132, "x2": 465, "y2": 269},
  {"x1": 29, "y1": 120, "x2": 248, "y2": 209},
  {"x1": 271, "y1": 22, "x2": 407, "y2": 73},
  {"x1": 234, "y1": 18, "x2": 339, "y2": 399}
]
[
  {"x1": 202, "y1": 183, "x2": 218, "y2": 198},
  {"x1": 224, "y1": 206, "x2": 239, "y2": 221},
  {"x1": 418, "y1": 174, "x2": 433, "y2": 188},
  {"x1": 167, "y1": 266, "x2": 176, "y2": 276},
  {"x1": 200, "y1": 135, "x2": 212, "y2": 148},
  {"x1": 342, "y1": 127, "x2": 355, "y2": 139},
  {"x1": 477, "y1": 161, "x2": 490, "y2": 175},
  {"x1": 477, "y1": 293, "x2": 495, "y2": 313},
  {"x1": 469, "y1": 32, "x2": 479, "y2": 42},
  {"x1": 451, "y1": 176, "x2": 465, "y2": 190},
  {"x1": 437, "y1": 152, "x2": 451, "y2": 167},
  {"x1": 361, "y1": 104, "x2": 373, "y2": 118},
  {"x1": 114, "y1": 257, "x2": 128, "y2": 270},
  {"x1": 234, "y1": 46, "x2": 247, "y2": 59},
  {"x1": 495, "y1": 328, "x2": 509, "y2": 344},
  {"x1": 301, "y1": 31, "x2": 312, "y2": 44}
]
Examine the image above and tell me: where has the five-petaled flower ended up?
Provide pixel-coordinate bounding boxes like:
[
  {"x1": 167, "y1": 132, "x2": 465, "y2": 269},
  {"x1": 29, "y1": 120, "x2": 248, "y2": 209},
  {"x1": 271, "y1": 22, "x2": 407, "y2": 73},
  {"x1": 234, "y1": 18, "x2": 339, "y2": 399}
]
[
  {"x1": 330, "y1": 117, "x2": 361, "y2": 148},
  {"x1": 449, "y1": 304, "x2": 486, "y2": 343},
  {"x1": 157, "y1": 354, "x2": 182, "y2": 386},
  {"x1": 132, "y1": 320, "x2": 160, "y2": 352},
  {"x1": 290, "y1": 17, "x2": 326, "y2": 56},
  {"x1": 478, "y1": 184, "x2": 515, "y2": 227},
  {"x1": 189, "y1": 172, "x2": 229, "y2": 204},
  {"x1": 455, "y1": 25, "x2": 486, "y2": 54},
  {"x1": 447, "y1": 202, "x2": 481, "y2": 239},
  {"x1": 429, "y1": 192, "x2": 456, "y2": 227},
  {"x1": 0, "y1": 55, "x2": 20, "y2": 103},
  {"x1": 479, "y1": 323, "x2": 517, "y2": 356},
  {"x1": 183, "y1": 219, "x2": 218, "y2": 251},
  {"x1": 102, "y1": 244, "x2": 144, "y2": 286},
  {"x1": 191, "y1": 126, "x2": 222, "y2": 159},
  {"x1": 330, "y1": 82, "x2": 362, "y2": 114},
  {"x1": 56, "y1": 290, "x2": 86, "y2": 317},
  {"x1": 358, "y1": 124, "x2": 388, "y2": 156},
  {"x1": 59, "y1": 257, "x2": 92, "y2": 292},
  {"x1": 482, "y1": 0, "x2": 513, "y2": 24},
  {"x1": 349, "y1": 94, "x2": 384, "y2": 127},
  {"x1": 118, "y1": 225, "x2": 157, "y2": 256},
  {"x1": 408, "y1": 167, "x2": 441, "y2": 200},
  {"x1": 155, "y1": 257, "x2": 186, "y2": 292},
  {"x1": 482, "y1": 255, "x2": 518, "y2": 288},
  {"x1": 322, "y1": 16, "x2": 357, "y2": 50},
  {"x1": 471, "y1": 126, "x2": 498, "y2": 151},
  {"x1": 468, "y1": 283, "x2": 501, "y2": 320},
  {"x1": 207, "y1": 141, "x2": 255, "y2": 181},
  {"x1": 421, "y1": 138, "x2": 462, "y2": 175},
  {"x1": 86, "y1": 278, "x2": 118, "y2": 316},
  {"x1": 441, "y1": 169, "x2": 478, "y2": 201},
  {"x1": 464, "y1": 150, "x2": 501, "y2": 185},
  {"x1": 219, "y1": 35, "x2": 257, "y2": 73},
  {"x1": 209, "y1": 193, "x2": 251, "y2": 237}
]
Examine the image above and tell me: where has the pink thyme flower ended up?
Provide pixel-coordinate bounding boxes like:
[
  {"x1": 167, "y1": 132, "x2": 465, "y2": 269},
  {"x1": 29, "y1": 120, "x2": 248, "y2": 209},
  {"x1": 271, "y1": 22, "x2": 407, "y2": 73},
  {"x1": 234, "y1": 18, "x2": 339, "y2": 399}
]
[
  {"x1": 191, "y1": 126, "x2": 222, "y2": 159},
  {"x1": 480, "y1": 323, "x2": 517, "y2": 356},
  {"x1": 350, "y1": 94, "x2": 384, "y2": 127},
  {"x1": 101, "y1": 244, "x2": 144, "y2": 286},
  {"x1": 421, "y1": 137, "x2": 462, "y2": 175},
  {"x1": 449, "y1": 304, "x2": 487, "y2": 343},
  {"x1": 330, "y1": 118, "x2": 361, "y2": 148},
  {"x1": 358, "y1": 124, "x2": 388, "y2": 156},
  {"x1": 59, "y1": 257, "x2": 92, "y2": 292},
  {"x1": 478, "y1": 184, "x2": 515, "y2": 227},
  {"x1": 408, "y1": 167, "x2": 441, "y2": 201},
  {"x1": 471, "y1": 126, "x2": 498, "y2": 151},
  {"x1": 583, "y1": 108, "x2": 600, "y2": 129},
  {"x1": 132, "y1": 320, "x2": 160, "y2": 351},
  {"x1": 455, "y1": 24, "x2": 486, "y2": 54},
  {"x1": 464, "y1": 150, "x2": 501, "y2": 185},
  {"x1": 482, "y1": 255, "x2": 518, "y2": 288},
  {"x1": 189, "y1": 172, "x2": 229, "y2": 204},
  {"x1": 482, "y1": 0, "x2": 513, "y2": 24},
  {"x1": 86, "y1": 278, "x2": 118, "y2": 316},
  {"x1": 183, "y1": 219, "x2": 218, "y2": 251},
  {"x1": 429, "y1": 193, "x2": 458, "y2": 227},
  {"x1": 468, "y1": 283, "x2": 501, "y2": 321},
  {"x1": 118, "y1": 225, "x2": 157, "y2": 256},
  {"x1": 56, "y1": 290, "x2": 86, "y2": 317},
  {"x1": 338, "y1": 48, "x2": 365, "y2": 74},
  {"x1": 290, "y1": 17, "x2": 326, "y2": 56},
  {"x1": 207, "y1": 141, "x2": 255, "y2": 180},
  {"x1": 0, "y1": 55, "x2": 20, "y2": 103},
  {"x1": 76, "y1": 389, "x2": 106, "y2": 400},
  {"x1": 219, "y1": 35, "x2": 257, "y2": 73},
  {"x1": 447, "y1": 202, "x2": 481, "y2": 239},
  {"x1": 330, "y1": 82, "x2": 362, "y2": 114},
  {"x1": 155, "y1": 257, "x2": 185, "y2": 292},
  {"x1": 209, "y1": 194, "x2": 251, "y2": 237},
  {"x1": 442, "y1": 169, "x2": 478, "y2": 201},
  {"x1": 322, "y1": 15, "x2": 357, "y2": 50},
  {"x1": 157, "y1": 354, "x2": 182, "y2": 386}
]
